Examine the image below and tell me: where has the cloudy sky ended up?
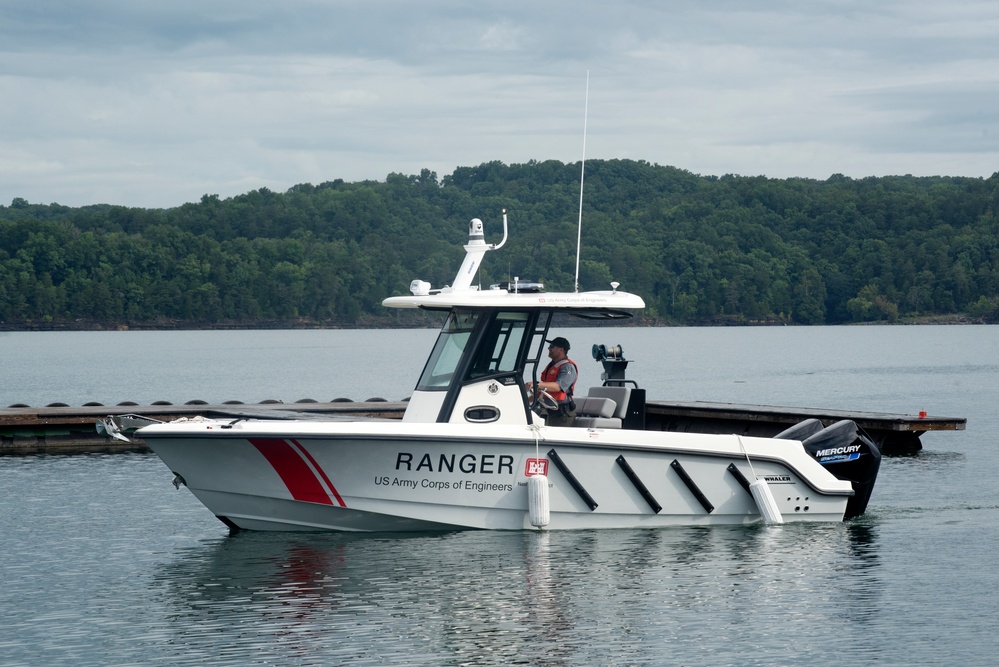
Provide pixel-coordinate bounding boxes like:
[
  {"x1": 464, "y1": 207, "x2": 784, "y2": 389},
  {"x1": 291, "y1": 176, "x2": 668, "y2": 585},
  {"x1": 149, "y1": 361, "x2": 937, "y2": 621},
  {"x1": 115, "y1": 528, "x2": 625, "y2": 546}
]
[{"x1": 2, "y1": 0, "x2": 998, "y2": 208}]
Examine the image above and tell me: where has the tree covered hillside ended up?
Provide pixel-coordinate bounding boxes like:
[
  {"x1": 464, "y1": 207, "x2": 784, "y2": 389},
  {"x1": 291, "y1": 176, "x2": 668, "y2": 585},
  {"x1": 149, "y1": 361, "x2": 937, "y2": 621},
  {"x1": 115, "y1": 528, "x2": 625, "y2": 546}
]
[{"x1": 2, "y1": 159, "x2": 998, "y2": 328}]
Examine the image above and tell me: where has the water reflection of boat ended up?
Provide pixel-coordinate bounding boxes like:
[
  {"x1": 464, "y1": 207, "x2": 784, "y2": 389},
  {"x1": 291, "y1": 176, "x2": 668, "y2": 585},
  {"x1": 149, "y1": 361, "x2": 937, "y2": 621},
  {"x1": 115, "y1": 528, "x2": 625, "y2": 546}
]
[
  {"x1": 156, "y1": 525, "x2": 884, "y2": 665},
  {"x1": 120, "y1": 212, "x2": 881, "y2": 531}
]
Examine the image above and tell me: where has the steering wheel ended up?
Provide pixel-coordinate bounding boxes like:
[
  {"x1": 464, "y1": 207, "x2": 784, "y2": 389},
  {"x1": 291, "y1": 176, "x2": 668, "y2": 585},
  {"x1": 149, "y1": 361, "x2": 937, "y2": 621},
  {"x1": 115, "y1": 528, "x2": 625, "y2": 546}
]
[{"x1": 529, "y1": 386, "x2": 559, "y2": 412}]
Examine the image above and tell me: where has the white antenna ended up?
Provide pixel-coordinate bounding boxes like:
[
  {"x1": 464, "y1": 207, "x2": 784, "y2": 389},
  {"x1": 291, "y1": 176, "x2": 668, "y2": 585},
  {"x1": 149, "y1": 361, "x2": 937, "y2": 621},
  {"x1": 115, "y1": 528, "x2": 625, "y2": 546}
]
[{"x1": 573, "y1": 71, "x2": 589, "y2": 293}]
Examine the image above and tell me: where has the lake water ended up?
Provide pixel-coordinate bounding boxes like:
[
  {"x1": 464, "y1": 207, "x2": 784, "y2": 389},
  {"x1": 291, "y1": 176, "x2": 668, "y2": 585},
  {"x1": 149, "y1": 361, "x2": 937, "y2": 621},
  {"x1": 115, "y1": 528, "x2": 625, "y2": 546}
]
[{"x1": 2, "y1": 326, "x2": 998, "y2": 666}]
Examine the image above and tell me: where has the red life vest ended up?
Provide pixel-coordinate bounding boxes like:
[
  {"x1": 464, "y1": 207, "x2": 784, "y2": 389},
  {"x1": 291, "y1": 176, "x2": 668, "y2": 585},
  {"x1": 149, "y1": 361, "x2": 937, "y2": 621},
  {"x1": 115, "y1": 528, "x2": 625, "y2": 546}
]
[{"x1": 541, "y1": 358, "x2": 578, "y2": 403}]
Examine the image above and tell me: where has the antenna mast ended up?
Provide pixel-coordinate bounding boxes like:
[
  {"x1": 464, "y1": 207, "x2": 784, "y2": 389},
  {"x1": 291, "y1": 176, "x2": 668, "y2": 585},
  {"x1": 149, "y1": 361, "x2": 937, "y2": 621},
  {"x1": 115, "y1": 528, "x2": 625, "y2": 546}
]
[{"x1": 573, "y1": 71, "x2": 589, "y2": 293}]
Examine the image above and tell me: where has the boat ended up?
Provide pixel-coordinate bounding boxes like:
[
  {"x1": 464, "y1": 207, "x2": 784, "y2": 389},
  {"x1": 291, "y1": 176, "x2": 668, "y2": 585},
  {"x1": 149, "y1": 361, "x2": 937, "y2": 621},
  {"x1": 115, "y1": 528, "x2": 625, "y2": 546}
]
[{"x1": 108, "y1": 212, "x2": 881, "y2": 531}]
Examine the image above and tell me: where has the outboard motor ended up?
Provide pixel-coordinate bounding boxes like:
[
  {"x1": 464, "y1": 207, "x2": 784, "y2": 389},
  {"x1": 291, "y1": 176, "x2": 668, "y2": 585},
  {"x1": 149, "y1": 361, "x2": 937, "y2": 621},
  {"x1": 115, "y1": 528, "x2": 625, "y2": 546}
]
[{"x1": 794, "y1": 420, "x2": 882, "y2": 519}]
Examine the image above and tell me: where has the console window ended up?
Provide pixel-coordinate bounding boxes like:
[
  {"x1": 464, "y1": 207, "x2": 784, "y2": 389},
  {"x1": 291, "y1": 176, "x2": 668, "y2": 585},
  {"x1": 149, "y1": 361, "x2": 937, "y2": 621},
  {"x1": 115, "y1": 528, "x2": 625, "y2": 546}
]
[{"x1": 469, "y1": 311, "x2": 530, "y2": 379}]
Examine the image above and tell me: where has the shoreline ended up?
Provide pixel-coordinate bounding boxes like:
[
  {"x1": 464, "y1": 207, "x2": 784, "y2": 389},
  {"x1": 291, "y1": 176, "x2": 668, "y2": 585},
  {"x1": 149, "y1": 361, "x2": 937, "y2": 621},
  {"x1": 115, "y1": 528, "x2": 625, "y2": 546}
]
[{"x1": 0, "y1": 313, "x2": 989, "y2": 332}]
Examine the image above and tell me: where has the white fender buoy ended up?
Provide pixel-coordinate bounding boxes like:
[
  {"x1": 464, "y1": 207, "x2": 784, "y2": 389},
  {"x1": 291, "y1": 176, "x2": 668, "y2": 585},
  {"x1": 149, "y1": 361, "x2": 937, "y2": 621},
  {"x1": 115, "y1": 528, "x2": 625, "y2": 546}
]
[
  {"x1": 528, "y1": 474, "x2": 550, "y2": 528},
  {"x1": 749, "y1": 478, "x2": 784, "y2": 525},
  {"x1": 736, "y1": 435, "x2": 783, "y2": 525}
]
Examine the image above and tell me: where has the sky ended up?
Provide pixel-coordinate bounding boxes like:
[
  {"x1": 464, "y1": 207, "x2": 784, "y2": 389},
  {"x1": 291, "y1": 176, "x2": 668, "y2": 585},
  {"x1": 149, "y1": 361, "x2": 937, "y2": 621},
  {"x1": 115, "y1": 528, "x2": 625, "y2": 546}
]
[{"x1": 2, "y1": 0, "x2": 998, "y2": 209}]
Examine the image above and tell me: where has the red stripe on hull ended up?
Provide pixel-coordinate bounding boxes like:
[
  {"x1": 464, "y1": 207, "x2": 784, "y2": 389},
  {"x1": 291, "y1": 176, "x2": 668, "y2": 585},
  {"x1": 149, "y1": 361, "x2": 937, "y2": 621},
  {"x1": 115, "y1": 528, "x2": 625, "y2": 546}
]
[
  {"x1": 290, "y1": 439, "x2": 346, "y2": 507},
  {"x1": 250, "y1": 438, "x2": 334, "y2": 505}
]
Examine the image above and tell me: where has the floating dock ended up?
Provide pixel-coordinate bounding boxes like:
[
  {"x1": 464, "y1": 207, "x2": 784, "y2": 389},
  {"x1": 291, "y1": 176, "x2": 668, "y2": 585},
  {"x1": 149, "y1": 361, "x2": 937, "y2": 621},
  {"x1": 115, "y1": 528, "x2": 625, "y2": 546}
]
[
  {"x1": 0, "y1": 399, "x2": 965, "y2": 456},
  {"x1": 642, "y1": 400, "x2": 964, "y2": 454}
]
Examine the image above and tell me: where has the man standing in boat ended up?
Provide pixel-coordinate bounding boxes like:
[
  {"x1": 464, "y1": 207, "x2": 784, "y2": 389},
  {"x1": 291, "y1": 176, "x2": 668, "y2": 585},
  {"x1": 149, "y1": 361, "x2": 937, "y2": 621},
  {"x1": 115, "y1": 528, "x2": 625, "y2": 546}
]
[{"x1": 526, "y1": 336, "x2": 578, "y2": 427}]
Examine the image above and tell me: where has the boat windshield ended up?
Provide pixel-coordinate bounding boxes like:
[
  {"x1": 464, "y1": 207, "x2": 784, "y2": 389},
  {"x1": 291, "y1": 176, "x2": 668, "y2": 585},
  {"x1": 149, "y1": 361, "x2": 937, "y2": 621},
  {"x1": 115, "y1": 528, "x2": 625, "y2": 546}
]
[{"x1": 416, "y1": 310, "x2": 480, "y2": 390}]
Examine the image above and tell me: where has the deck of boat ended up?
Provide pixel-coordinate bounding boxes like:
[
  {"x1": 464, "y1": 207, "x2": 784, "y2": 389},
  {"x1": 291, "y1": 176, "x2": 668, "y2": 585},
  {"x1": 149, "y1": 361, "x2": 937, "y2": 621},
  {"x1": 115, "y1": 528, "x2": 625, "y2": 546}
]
[{"x1": 0, "y1": 399, "x2": 965, "y2": 455}]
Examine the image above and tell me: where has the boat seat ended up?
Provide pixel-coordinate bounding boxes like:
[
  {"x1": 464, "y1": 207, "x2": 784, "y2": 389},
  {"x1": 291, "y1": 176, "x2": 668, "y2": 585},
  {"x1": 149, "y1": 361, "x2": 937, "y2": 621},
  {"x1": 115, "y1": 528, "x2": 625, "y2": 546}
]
[
  {"x1": 574, "y1": 396, "x2": 619, "y2": 429},
  {"x1": 576, "y1": 386, "x2": 632, "y2": 429}
]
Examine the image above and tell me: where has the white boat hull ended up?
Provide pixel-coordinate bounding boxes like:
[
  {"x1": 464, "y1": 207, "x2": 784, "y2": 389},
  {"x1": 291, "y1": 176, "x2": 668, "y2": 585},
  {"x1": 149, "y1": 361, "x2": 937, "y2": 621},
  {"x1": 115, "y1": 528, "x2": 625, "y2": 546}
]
[{"x1": 140, "y1": 419, "x2": 854, "y2": 532}]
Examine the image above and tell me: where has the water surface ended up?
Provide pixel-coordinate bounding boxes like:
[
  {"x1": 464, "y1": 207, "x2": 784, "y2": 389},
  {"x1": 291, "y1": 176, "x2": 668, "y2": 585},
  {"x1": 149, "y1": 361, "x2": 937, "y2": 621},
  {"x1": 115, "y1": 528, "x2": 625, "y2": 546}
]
[{"x1": 2, "y1": 326, "x2": 997, "y2": 665}]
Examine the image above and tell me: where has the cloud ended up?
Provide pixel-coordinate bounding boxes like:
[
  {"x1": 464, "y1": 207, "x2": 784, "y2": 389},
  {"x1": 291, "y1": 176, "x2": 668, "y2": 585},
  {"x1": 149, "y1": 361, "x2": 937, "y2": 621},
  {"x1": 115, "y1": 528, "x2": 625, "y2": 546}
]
[{"x1": 1, "y1": 1, "x2": 997, "y2": 207}]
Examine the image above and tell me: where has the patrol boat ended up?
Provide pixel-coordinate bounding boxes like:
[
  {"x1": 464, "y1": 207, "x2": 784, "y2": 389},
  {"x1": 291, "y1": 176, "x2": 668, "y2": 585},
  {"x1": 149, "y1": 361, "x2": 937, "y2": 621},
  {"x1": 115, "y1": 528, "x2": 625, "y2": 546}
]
[{"x1": 122, "y1": 212, "x2": 881, "y2": 532}]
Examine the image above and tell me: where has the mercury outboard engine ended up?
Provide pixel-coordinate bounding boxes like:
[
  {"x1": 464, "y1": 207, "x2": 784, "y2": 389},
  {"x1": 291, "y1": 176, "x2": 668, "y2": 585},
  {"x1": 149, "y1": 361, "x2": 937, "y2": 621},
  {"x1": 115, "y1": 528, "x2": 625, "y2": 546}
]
[{"x1": 775, "y1": 418, "x2": 882, "y2": 519}]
